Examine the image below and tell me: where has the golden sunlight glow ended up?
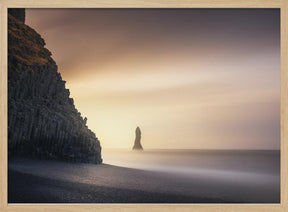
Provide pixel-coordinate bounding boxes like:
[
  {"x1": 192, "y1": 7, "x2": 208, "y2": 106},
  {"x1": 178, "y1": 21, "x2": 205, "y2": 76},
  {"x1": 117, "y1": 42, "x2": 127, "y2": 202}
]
[{"x1": 26, "y1": 9, "x2": 280, "y2": 150}]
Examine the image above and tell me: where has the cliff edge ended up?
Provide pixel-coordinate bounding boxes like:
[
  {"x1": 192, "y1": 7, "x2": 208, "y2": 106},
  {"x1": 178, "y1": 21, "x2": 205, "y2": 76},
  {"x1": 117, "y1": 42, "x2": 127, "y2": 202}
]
[{"x1": 8, "y1": 9, "x2": 102, "y2": 163}]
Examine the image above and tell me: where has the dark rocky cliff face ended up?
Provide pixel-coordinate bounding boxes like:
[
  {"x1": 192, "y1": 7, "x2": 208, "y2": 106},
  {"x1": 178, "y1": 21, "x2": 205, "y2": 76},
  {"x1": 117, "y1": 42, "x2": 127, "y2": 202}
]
[
  {"x1": 8, "y1": 10, "x2": 102, "y2": 164},
  {"x1": 8, "y1": 9, "x2": 25, "y2": 23}
]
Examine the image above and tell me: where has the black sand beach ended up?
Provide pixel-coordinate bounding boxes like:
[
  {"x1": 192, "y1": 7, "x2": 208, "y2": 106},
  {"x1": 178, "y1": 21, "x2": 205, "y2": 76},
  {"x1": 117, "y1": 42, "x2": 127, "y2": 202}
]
[
  {"x1": 8, "y1": 157, "x2": 279, "y2": 203},
  {"x1": 8, "y1": 170, "x2": 223, "y2": 203}
]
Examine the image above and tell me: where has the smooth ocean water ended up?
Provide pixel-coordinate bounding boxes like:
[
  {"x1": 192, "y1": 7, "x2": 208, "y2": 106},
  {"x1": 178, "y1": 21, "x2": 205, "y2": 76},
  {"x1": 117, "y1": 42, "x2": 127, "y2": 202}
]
[{"x1": 102, "y1": 149, "x2": 280, "y2": 183}]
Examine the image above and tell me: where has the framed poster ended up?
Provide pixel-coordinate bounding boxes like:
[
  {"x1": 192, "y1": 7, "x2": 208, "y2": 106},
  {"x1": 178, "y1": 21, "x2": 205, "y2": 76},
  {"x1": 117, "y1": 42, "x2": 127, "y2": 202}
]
[{"x1": 0, "y1": 0, "x2": 287, "y2": 211}]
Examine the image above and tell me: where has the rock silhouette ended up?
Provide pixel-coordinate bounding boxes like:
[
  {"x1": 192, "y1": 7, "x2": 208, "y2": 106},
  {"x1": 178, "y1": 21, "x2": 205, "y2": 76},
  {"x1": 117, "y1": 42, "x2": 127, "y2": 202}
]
[
  {"x1": 132, "y1": 127, "x2": 143, "y2": 150},
  {"x1": 8, "y1": 8, "x2": 25, "y2": 23},
  {"x1": 8, "y1": 9, "x2": 102, "y2": 164}
]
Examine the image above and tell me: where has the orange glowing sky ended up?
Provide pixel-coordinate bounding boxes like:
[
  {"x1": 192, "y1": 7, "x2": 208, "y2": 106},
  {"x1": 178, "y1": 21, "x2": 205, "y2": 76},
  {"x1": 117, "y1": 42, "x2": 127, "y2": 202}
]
[{"x1": 26, "y1": 9, "x2": 280, "y2": 150}]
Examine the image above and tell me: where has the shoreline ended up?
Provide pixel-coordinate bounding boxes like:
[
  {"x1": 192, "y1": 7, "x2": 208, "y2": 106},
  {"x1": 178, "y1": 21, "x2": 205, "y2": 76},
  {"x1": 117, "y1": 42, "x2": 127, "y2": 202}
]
[
  {"x1": 8, "y1": 157, "x2": 280, "y2": 203},
  {"x1": 8, "y1": 170, "x2": 225, "y2": 203}
]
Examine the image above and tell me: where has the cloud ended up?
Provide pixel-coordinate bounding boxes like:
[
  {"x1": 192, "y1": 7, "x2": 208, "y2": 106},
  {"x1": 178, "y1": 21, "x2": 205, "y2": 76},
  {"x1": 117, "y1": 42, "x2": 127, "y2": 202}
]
[{"x1": 25, "y1": 9, "x2": 280, "y2": 149}]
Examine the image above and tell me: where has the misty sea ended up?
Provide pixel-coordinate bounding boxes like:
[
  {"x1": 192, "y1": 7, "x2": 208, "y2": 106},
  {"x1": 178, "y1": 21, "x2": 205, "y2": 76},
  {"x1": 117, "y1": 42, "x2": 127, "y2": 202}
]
[
  {"x1": 102, "y1": 149, "x2": 280, "y2": 202},
  {"x1": 102, "y1": 149, "x2": 280, "y2": 178}
]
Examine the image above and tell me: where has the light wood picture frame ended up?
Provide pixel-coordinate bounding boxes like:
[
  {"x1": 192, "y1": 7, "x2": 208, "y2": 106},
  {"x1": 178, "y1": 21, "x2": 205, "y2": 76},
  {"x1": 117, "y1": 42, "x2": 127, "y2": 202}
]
[{"x1": 0, "y1": 0, "x2": 287, "y2": 211}]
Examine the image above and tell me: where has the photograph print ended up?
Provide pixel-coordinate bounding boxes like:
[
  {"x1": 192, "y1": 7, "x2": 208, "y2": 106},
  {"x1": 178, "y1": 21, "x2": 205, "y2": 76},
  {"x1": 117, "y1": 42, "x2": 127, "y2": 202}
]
[{"x1": 8, "y1": 8, "x2": 280, "y2": 203}]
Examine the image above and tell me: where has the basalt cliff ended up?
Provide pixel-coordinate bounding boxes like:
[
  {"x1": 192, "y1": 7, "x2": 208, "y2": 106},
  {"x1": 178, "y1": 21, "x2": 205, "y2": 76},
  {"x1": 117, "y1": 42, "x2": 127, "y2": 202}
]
[{"x1": 8, "y1": 9, "x2": 102, "y2": 163}]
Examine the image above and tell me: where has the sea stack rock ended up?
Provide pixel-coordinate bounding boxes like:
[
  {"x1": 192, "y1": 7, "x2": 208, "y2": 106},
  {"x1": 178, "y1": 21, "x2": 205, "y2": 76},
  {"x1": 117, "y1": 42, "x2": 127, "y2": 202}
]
[
  {"x1": 8, "y1": 9, "x2": 102, "y2": 164},
  {"x1": 132, "y1": 126, "x2": 143, "y2": 150}
]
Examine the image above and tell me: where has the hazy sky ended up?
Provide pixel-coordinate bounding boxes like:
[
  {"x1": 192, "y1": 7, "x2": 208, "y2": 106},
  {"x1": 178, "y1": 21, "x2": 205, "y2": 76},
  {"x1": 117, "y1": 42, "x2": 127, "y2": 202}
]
[{"x1": 26, "y1": 9, "x2": 280, "y2": 150}]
